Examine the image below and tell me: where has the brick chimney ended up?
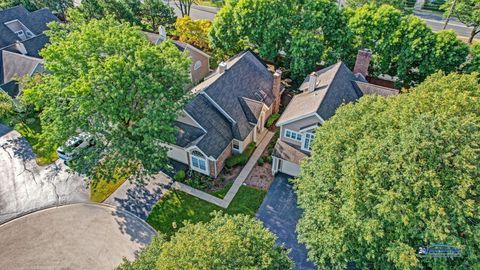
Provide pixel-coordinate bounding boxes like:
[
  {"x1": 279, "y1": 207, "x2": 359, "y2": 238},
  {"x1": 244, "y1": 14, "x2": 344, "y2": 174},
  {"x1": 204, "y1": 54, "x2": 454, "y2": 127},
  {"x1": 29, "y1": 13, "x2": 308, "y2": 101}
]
[
  {"x1": 272, "y1": 69, "x2": 282, "y2": 113},
  {"x1": 353, "y1": 49, "x2": 372, "y2": 78}
]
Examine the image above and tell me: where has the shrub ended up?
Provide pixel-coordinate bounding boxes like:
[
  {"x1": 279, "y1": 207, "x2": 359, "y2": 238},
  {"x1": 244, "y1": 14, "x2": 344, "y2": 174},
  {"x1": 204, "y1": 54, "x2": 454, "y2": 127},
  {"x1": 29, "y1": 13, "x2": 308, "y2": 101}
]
[
  {"x1": 257, "y1": 156, "x2": 265, "y2": 166},
  {"x1": 173, "y1": 170, "x2": 186, "y2": 181},
  {"x1": 185, "y1": 171, "x2": 212, "y2": 190},
  {"x1": 265, "y1": 113, "x2": 280, "y2": 128},
  {"x1": 225, "y1": 142, "x2": 256, "y2": 168},
  {"x1": 265, "y1": 156, "x2": 272, "y2": 164}
]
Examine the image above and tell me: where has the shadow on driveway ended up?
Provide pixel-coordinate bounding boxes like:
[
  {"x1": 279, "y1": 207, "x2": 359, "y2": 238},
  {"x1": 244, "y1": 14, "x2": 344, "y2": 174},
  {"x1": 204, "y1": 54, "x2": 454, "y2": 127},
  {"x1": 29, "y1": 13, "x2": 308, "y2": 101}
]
[{"x1": 256, "y1": 173, "x2": 317, "y2": 270}]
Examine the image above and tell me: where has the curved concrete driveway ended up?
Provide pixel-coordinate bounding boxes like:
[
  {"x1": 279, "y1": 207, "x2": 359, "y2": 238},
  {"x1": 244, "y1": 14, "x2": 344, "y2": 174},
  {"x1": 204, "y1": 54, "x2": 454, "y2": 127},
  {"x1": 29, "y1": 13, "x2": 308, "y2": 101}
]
[
  {"x1": 0, "y1": 124, "x2": 89, "y2": 224},
  {"x1": 0, "y1": 203, "x2": 156, "y2": 270}
]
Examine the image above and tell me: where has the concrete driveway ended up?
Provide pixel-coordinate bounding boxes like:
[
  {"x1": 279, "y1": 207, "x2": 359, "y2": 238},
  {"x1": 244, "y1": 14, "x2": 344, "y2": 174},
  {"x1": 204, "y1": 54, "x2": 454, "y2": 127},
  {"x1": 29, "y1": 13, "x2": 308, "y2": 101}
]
[
  {"x1": 256, "y1": 173, "x2": 317, "y2": 270},
  {"x1": 0, "y1": 203, "x2": 156, "y2": 270},
  {"x1": 0, "y1": 124, "x2": 89, "y2": 224}
]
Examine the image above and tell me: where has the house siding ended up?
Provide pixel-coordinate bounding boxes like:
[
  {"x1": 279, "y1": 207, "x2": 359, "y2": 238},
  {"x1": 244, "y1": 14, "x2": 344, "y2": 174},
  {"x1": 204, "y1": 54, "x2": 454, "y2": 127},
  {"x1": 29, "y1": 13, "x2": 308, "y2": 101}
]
[{"x1": 167, "y1": 144, "x2": 189, "y2": 164}]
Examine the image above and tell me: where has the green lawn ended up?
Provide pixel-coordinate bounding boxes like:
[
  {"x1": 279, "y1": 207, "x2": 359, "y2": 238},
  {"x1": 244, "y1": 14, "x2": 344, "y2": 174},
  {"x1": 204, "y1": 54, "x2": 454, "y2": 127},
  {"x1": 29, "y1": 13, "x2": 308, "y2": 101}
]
[
  {"x1": 14, "y1": 117, "x2": 58, "y2": 166},
  {"x1": 146, "y1": 184, "x2": 266, "y2": 237}
]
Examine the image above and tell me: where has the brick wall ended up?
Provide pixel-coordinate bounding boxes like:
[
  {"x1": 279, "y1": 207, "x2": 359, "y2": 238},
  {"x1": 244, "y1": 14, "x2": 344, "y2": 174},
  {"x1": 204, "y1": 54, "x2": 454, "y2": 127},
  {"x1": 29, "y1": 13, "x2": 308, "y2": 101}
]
[{"x1": 212, "y1": 141, "x2": 233, "y2": 177}]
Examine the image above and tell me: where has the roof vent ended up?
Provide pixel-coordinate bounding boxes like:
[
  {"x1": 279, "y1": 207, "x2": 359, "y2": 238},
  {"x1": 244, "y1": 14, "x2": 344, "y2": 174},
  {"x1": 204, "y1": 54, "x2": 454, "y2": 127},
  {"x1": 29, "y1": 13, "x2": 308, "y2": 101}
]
[{"x1": 15, "y1": 41, "x2": 27, "y2": 55}]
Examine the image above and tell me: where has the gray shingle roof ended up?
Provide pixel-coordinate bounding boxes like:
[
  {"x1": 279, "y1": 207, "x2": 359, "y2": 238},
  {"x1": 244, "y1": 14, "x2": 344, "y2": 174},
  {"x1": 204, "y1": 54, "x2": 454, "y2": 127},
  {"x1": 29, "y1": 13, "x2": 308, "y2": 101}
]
[
  {"x1": 202, "y1": 50, "x2": 274, "y2": 140},
  {"x1": 0, "y1": 6, "x2": 57, "y2": 48},
  {"x1": 277, "y1": 62, "x2": 366, "y2": 125},
  {"x1": 0, "y1": 80, "x2": 19, "y2": 98},
  {"x1": 174, "y1": 121, "x2": 205, "y2": 148},
  {"x1": 180, "y1": 50, "x2": 273, "y2": 158},
  {"x1": 184, "y1": 94, "x2": 234, "y2": 158}
]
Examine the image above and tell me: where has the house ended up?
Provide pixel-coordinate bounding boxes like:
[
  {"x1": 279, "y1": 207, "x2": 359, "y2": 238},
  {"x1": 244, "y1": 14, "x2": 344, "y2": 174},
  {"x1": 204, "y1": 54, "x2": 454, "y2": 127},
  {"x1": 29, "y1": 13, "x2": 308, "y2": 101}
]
[
  {"x1": 167, "y1": 50, "x2": 282, "y2": 177},
  {"x1": 144, "y1": 27, "x2": 211, "y2": 84},
  {"x1": 272, "y1": 50, "x2": 399, "y2": 177},
  {"x1": 0, "y1": 5, "x2": 58, "y2": 97}
]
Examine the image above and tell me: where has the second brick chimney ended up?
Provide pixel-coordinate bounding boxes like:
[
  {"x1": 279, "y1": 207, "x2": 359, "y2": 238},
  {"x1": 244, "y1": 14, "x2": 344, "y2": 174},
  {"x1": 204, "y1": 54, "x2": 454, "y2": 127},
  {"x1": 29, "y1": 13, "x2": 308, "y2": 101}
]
[
  {"x1": 353, "y1": 49, "x2": 372, "y2": 78},
  {"x1": 272, "y1": 69, "x2": 282, "y2": 113}
]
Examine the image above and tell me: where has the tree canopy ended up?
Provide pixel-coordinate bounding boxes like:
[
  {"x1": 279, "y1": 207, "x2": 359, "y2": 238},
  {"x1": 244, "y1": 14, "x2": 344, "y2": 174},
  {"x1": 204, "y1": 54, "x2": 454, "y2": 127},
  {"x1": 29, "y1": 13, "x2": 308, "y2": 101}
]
[
  {"x1": 209, "y1": 0, "x2": 295, "y2": 61},
  {"x1": 175, "y1": 16, "x2": 212, "y2": 50},
  {"x1": 295, "y1": 72, "x2": 480, "y2": 270},
  {"x1": 347, "y1": 3, "x2": 470, "y2": 87},
  {"x1": 72, "y1": 0, "x2": 175, "y2": 30},
  {"x1": 21, "y1": 17, "x2": 191, "y2": 182},
  {"x1": 118, "y1": 213, "x2": 293, "y2": 269}
]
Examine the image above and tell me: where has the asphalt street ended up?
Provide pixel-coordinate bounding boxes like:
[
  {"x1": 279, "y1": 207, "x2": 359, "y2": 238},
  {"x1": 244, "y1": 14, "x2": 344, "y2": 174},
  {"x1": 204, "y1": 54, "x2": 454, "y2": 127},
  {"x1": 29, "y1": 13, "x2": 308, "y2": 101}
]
[
  {"x1": 0, "y1": 124, "x2": 89, "y2": 224},
  {"x1": 0, "y1": 203, "x2": 155, "y2": 270}
]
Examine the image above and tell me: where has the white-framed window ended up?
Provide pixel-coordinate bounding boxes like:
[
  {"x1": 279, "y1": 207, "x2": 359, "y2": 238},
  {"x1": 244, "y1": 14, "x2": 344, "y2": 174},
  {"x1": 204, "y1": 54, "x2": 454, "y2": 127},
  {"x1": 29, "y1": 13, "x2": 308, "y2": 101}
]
[
  {"x1": 193, "y1": 60, "x2": 202, "y2": 71},
  {"x1": 302, "y1": 132, "x2": 315, "y2": 151},
  {"x1": 191, "y1": 150, "x2": 207, "y2": 172},
  {"x1": 232, "y1": 141, "x2": 240, "y2": 153},
  {"x1": 285, "y1": 129, "x2": 302, "y2": 141}
]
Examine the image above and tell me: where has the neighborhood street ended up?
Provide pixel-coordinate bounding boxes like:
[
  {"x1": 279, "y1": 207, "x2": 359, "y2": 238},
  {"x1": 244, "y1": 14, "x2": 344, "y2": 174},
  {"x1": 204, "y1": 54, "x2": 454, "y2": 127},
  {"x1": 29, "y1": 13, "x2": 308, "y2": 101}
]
[
  {"x1": 0, "y1": 203, "x2": 155, "y2": 270},
  {"x1": 0, "y1": 124, "x2": 89, "y2": 224}
]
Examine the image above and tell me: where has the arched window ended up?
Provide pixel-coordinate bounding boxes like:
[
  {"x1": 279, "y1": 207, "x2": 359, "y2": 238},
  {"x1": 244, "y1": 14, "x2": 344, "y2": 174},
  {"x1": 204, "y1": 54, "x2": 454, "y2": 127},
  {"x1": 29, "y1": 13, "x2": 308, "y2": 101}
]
[
  {"x1": 193, "y1": 60, "x2": 202, "y2": 71},
  {"x1": 191, "y1": 150, "x2": 207, "y2": 172}
]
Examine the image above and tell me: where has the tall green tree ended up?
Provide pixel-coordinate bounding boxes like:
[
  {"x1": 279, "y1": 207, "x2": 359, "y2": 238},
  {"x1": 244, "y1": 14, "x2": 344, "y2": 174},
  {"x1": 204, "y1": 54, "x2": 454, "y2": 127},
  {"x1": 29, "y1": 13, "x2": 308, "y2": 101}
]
[
  {"x1": 287, "y1": 0, "x2": 353, "y2": 79},
  {"x1": 347, "y1": 3, "x2": 403, "y2": 76},
  {"x1": 432, "y1": 30, "x2": 469, "y2": 73},
  {"x1": 209, "y1": 0, "x2": 295, "y2": 61},
  {"x1": 442, "y1": 0, "x2": 480, "y2": 43},
  {"x1": 140, "y1": 0, "x2": 175, "y2": 31},
  {"x1": 118, "y1": 213, "x2": 293, "y2": 269},
  {"x1": 295, "y1": 72, "x2": 480, "y2": 270},
  {"x1": 21, "y1": 18, "x2": 191, "y2": 181}
]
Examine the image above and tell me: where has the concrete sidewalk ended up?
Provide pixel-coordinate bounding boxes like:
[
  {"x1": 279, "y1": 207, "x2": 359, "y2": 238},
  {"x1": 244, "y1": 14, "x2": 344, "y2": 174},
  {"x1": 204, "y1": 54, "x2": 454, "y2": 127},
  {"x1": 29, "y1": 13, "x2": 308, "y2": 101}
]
[{"x1": 103, "y1": 174, "x2": 172, "y2": 220}]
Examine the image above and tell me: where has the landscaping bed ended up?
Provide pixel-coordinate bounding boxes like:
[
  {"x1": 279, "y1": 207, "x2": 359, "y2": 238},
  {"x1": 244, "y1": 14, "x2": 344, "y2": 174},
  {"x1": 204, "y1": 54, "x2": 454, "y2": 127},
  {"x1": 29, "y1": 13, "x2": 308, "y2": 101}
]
[{"x1": 146, "y1": 183, "x2": 266, "y2": 237}]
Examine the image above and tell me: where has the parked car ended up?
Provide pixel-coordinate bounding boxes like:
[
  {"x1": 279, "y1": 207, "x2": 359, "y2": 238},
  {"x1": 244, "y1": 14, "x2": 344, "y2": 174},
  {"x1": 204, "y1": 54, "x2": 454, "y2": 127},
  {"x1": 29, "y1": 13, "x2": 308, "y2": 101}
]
[{"x1": 57, "y1": 133, "x2": 94, "y2": 161}]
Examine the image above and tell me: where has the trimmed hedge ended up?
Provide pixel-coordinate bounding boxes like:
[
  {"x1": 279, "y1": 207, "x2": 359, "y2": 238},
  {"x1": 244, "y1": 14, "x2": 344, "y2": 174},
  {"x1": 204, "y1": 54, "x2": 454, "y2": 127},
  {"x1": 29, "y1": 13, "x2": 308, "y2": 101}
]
[{"x1": 226, "y1": 142, "x2": 256, "y2": 168}]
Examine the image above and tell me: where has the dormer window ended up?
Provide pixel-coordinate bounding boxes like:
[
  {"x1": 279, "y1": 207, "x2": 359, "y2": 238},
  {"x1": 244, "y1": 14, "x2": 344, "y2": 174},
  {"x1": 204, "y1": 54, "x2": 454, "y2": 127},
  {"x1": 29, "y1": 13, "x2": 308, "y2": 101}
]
[
  {"x1": 4, "y1": 20, "x2": 35, "y2": 41},
  {"x1": 301, "y1": 132, "x2": 315, "y2": 152}
]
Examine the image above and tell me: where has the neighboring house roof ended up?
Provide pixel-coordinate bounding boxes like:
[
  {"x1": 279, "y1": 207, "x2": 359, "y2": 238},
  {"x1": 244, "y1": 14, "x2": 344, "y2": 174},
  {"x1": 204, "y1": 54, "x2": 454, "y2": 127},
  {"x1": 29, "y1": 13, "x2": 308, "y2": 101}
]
[
  {"x1": 2, "y1": 50, "x2": 43, "y2": 83},
  {"x1": 277, "y1": 62, "x2": 398, "y2": 126},
  {"x1": 0, "y1": 6, "x2": 57, "y2": 48},
  {"x1": 177, "y1": 50, "x2": 274, "y2": 159},
  {"x1": 0, "y1": 6, "x2": 57, "y2": 84}
]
